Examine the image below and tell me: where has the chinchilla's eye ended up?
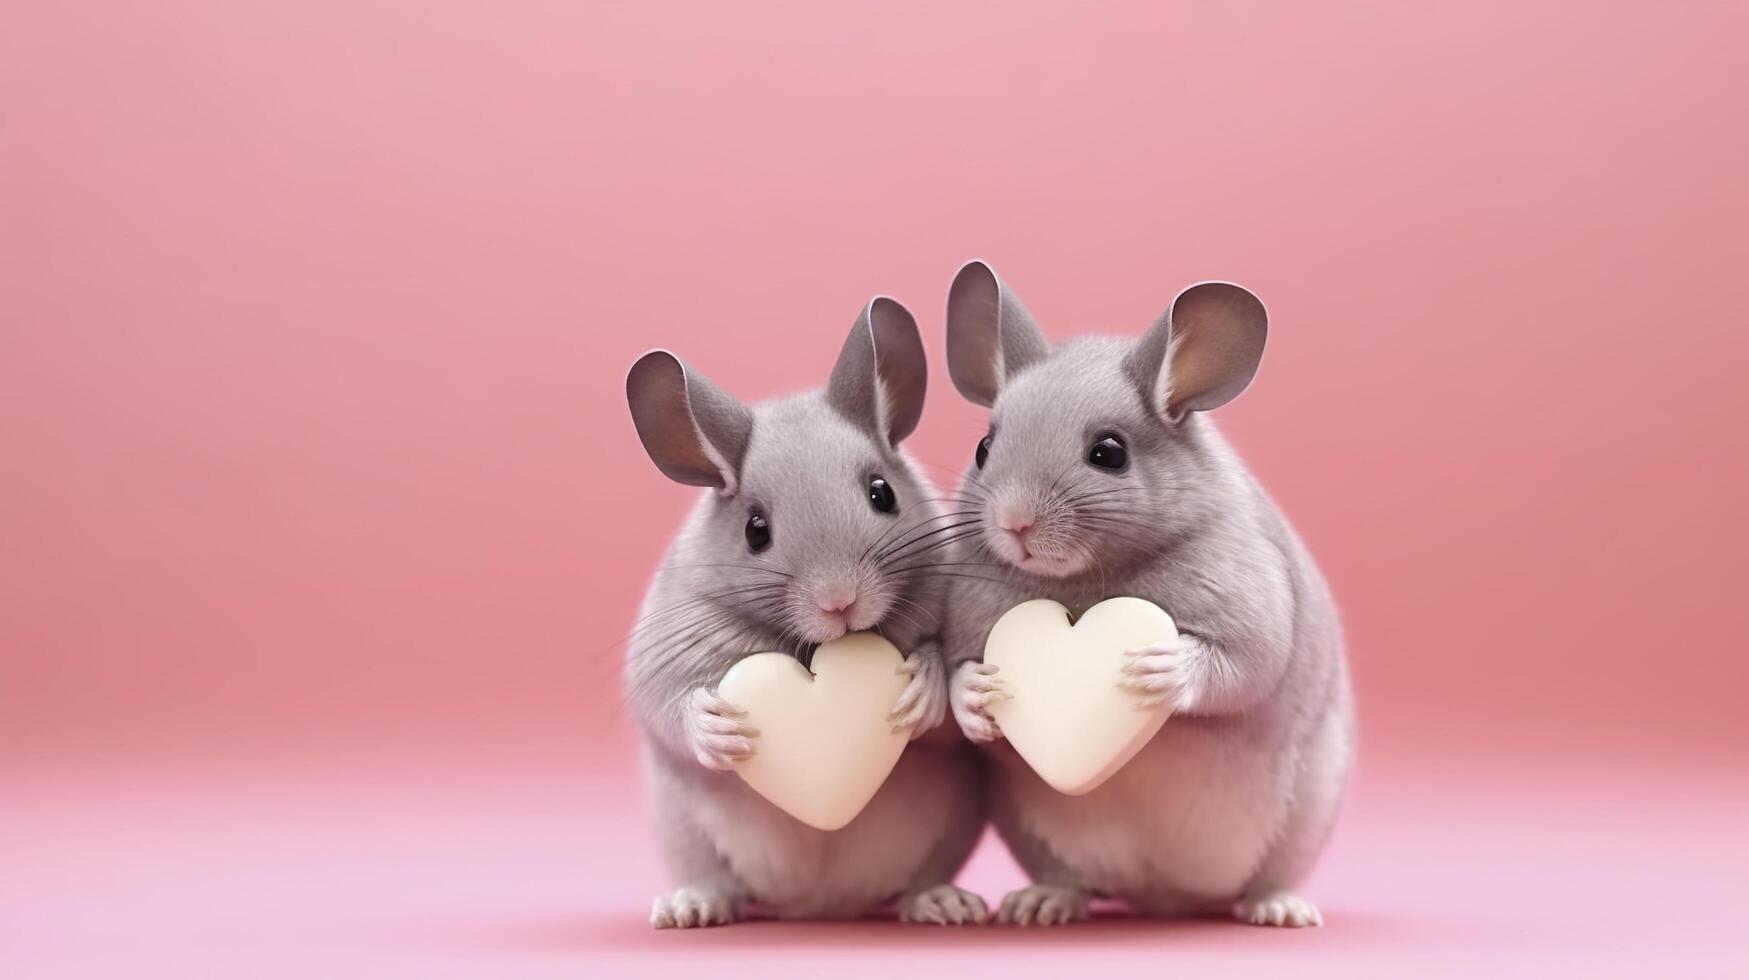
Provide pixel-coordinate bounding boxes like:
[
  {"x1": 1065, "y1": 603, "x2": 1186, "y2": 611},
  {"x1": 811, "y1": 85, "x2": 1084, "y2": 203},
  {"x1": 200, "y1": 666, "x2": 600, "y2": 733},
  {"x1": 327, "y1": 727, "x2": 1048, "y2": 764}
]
[
  {"x1": 744, "y1": 513, "x2": 771, "y2": 552},
  {"x1": 1087, "y1": 432, "x2": 1128, "y2": 471},
  {"x1": 868, "y1": 476, "x2": 897, "y2": 514},
  {"x1": 975, "y1": 434, "x2": 991, "y2": 469}
]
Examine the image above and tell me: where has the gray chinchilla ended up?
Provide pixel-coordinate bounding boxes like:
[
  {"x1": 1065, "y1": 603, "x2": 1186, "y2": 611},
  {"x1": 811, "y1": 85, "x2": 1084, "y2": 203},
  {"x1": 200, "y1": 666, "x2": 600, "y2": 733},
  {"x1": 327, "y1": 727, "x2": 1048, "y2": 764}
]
[
  {"x1": 624, "y1": 296, "x2": 987, "y2": 928},
  {"x1": 940, "y1": 260, "x2": 1354, "y2": 928}
]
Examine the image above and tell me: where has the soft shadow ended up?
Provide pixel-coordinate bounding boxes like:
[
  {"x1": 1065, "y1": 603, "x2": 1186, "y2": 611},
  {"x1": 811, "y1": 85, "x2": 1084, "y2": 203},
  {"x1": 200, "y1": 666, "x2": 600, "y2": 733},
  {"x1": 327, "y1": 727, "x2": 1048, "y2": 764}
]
[{"x1": 446, "y1": 906, "x2": 1456, "y2": 955}]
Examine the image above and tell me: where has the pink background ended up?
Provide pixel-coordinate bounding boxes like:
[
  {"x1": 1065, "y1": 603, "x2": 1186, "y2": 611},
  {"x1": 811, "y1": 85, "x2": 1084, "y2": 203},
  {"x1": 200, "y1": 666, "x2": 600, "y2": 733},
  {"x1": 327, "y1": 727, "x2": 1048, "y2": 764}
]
[{"x1": 3, "y1": 1, "x2": 1745, "y2": 976}]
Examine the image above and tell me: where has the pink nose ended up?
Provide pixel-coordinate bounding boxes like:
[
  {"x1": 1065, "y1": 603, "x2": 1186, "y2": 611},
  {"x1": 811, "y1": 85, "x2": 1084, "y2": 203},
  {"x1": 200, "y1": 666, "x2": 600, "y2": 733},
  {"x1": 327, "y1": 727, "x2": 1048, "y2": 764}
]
[
  {"x1": 816, "y1": 585, "x2": 857, "y2": 614},
  {"x1": 996, "y1": 511, "x2": 1035, "y2": 536}
]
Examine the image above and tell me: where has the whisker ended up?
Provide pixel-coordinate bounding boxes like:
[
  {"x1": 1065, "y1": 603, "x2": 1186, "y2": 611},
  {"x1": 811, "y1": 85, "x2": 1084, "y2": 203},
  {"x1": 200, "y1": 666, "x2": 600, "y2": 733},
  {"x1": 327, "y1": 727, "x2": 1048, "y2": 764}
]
[
  {"x1": 664, "y1": 562, "x2": 796, "y2": 579},
  {"x1": 881, "y1": 532, "x2": 989, "y2": 572},
  {"x1": 878, "y1": 600, "x2": 931, "y2": 641},
  {"x1": 863, "y1": 510, "x2": 982, "y2": 563},
  {"x1": 900, "y1": 569, "x2": 1019, "y2": 588},
  {"x1": 623, "y1": 584, "x2": 788, "y2": 639},
  {"x1": 885, "y1": 527, "x2": 989, "y2": 566},
  {"x1": 874, "y1": 518, "x2": 985, "y2": 565},
  {"x1": 888, "y1": 559, "x2": 1016, "y2": 576},
  {"x1": 1056, "y1": 487, "x2": 1160, "y2": 508}
]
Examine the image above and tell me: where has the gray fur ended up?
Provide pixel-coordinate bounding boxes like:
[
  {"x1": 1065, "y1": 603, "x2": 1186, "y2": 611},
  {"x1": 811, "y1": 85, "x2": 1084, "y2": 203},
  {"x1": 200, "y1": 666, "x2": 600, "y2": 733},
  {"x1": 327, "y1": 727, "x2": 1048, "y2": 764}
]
[
  {"x1": 624, "y1": 296, "x2": 987, "y2": 927},
  {"x1": 941, "y1": 261, "x2": 1354, "y2": 926}
]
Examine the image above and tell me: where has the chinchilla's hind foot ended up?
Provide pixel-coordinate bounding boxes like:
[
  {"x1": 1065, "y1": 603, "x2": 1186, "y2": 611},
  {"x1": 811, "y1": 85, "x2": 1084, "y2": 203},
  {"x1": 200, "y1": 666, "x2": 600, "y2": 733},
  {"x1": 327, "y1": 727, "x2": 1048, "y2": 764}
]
[
  {"x1": 898, "y1": 884, "x2": 989, "y2": 925},
  {"x1": 650, "y1": 886, "x2": 738, "y2": 929},
  {"x1": 995, "y1": 884, "x2": 1089, "y2": 926},
  {"x1": 1234, "y1": 890, "x2": 1322, "y2": 928}
]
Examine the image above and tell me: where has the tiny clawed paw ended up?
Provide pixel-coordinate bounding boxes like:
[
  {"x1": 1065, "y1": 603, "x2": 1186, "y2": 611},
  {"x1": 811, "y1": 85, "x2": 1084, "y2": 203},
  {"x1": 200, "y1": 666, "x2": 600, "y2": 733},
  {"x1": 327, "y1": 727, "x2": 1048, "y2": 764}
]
[
  {"x1": 899, "y1": 885, "x2": 989, "y2": 926},
  {"x1": 957, "y1": 663, "x2": 1011, "y2": 707},
  {"x1": 688, "y1": 688, "x2": 757, "y2": 770},
  {"x1": 1118, "y1": 641, "x2": 1199, "y2": 711},
  {"x1": 889, "y1": 658, "x2": 946, "y2": 738},
  {"x1": 962, "y1": 674, "x2": 1010, "y2": 704},
  {"x1": 1235, "y1": 892, "x2": 1323, "y2": 928},
  {"x1": 693, "y1": 733, "x2": 755, "y2": 770},
  {"x1": 651, "y1": 888, "x2": 736, "y2": 929},
  {"x1": 960, "y1": 715, "x2": 1003, "y2": 744},
  {"x1": 951, "y1": 663, "x2": 1008, "y2": 743},
  {"x1": 953, "y1": 700, "x2": 1003, "y2": 743},
  {"x1": 996, "y1": 885, "x2": 1089, "y2": 926},
  {"x1": 689, "y1": 687, "x2": 748, "y2": 722}
]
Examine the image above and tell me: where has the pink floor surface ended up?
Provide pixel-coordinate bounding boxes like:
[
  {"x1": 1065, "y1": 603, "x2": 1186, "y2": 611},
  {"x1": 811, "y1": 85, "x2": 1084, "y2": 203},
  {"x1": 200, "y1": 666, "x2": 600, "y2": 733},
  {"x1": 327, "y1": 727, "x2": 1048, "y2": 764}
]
[{"x1": 4, "y1": 762, "x2": 1743, "y2": 978}]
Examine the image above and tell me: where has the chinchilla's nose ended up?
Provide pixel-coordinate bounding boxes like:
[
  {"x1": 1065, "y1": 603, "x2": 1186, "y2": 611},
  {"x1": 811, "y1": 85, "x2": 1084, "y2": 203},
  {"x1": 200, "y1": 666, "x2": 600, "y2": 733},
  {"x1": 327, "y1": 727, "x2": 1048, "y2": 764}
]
[
  {"x1": 814, "y1": 583, "x2": 858, "y2": 614},
  {"x1": 995, "y1": 505, "x2": 1035, "y2": 537}
]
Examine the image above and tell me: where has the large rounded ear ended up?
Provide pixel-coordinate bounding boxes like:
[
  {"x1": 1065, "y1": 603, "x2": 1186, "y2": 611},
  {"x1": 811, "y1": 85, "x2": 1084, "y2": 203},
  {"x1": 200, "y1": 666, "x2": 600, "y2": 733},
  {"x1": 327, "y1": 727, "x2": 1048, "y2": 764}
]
[
  {"x1": 1125, "y1": 281, "x2": 1268, "y2": 420},
  {"x1": 625, "y1": 350, "x2": 754, "y2": 493},
  {"x1": 945, "y1": 260, "x2": 1048, "y2": 407},
  {"x1": 828, "y1": 296, "x2": 928, "y2": 446}
]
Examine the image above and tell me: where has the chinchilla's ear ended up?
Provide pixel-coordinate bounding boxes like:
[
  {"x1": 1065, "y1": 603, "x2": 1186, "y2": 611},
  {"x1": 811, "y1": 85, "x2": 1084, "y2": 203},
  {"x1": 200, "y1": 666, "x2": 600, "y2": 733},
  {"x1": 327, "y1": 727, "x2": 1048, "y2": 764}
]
[
  {"x1": 828, "y1": 296, "x2": 928, "y2": 447},
  {"x1": 945, "y1": 260, "x2": 1048, "y2": 407},
  {"x1": 1125, "y1": 281, "x2": 1267, "y2": 421},
  {"x1": 625, "y1": 350, "x2": 754, "y2": 493}
]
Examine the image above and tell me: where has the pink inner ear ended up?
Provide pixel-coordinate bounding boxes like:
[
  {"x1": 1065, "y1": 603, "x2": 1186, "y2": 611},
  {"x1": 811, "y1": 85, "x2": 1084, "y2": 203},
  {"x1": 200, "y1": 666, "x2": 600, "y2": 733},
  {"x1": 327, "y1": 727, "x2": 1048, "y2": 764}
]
[
  {"x1": 868, "y1": 298, "x2": 925, "y2": 444},
  {"x1": 1164, "y1": 282, "x2": 1267, "y2": 416},
  {"x1": 627, "y1": 349, "x2": 751, "y2": 490},
  {"x1": 947, "y1": 264, "x2": 1005, "y2": 407}
]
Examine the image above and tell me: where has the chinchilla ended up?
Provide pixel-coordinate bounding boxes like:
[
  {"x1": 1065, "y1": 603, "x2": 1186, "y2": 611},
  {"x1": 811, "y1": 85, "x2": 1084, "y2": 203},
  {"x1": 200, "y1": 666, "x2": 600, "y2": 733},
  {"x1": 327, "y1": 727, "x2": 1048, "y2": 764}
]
[
  {"x1": 939, "y1": 260, "x2": 1353, "y2": 928},
  {"x1": 623, "y1": 296, "x2": 987, "y2": 927}
]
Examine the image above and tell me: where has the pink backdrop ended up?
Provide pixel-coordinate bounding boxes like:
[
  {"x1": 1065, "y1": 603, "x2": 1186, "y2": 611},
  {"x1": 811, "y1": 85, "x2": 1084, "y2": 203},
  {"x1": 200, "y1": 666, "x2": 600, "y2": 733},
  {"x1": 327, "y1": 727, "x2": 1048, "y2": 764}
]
[{"x1": 3, "y1": 2, "x2": 1745, "y2": 976}]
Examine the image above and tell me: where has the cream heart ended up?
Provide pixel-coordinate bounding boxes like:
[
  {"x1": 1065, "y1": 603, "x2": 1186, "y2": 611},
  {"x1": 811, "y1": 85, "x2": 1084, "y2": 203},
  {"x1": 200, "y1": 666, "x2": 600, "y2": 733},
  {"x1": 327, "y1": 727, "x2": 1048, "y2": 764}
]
[
  {"x1": 984, "y1": 597, "x2": 1178, "y2": 796},
  {"x1": 717, "y1": 632, "x2": 909, "y2": 831}
]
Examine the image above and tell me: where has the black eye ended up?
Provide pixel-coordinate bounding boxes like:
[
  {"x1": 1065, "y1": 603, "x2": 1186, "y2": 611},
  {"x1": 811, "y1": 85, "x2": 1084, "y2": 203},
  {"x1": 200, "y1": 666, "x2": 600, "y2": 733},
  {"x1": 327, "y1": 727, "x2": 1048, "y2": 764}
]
[
  {"x1": 975, "y1": 434, "x2": 991, "y2": 469},
  {"x1": 868, "y1": 477, "x2": 897, "y2": 514},
  {"x1": 744, "y1": 514, "x2": 771, "y2": 552},
  {"x1": 1087, "y1": 433, "x2": 1128, "y2": 471}
]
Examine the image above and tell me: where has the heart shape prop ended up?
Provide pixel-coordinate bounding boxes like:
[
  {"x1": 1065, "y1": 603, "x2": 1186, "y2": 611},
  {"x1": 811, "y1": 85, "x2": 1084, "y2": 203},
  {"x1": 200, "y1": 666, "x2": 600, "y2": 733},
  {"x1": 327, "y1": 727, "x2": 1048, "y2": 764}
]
[
  {"x1": 717, "y1": 632, "x2": 909, "y2": 831},
  {"x1": 985, "y1": 597, "x2": 1178, "y2": 796}
]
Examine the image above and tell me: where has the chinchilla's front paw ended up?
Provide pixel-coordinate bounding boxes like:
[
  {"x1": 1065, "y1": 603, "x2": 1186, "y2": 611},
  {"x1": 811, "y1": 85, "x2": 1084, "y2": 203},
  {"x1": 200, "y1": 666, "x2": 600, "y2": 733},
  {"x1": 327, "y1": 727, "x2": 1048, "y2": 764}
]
[
  {"x1": 1118, "y1": 634, "x2": 1205, "y2": 713},
  {"x1": 949, "y1": 661, "x2": 1009, "y2": 743},
  {"x1": 684, "y1": 687, "x2": 758, "y2": 771},
  {"x1": 889, "y1": 649, "x2": 947, "y2": 739}
]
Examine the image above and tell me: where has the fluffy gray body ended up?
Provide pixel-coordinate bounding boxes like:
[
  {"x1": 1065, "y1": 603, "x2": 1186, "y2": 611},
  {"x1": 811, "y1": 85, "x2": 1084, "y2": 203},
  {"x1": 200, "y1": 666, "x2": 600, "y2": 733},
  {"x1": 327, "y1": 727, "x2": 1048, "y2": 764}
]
[
  {"x1": 940, "y1": 264, "x2": 1354, "y2": 927},
  {"x1": 624, "y1": 299, "x2": 987, "y2": 927}
]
